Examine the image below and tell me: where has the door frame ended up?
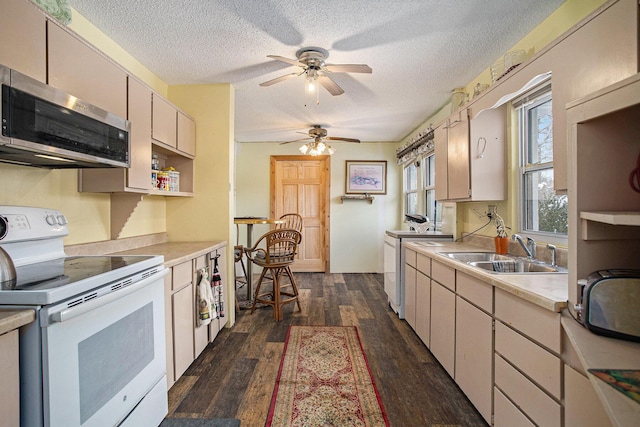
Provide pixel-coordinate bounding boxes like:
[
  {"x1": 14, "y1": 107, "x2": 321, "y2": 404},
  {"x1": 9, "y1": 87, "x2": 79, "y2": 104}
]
[{"x1": 270, "y1": 155, "x2": 331, "y2": 273}]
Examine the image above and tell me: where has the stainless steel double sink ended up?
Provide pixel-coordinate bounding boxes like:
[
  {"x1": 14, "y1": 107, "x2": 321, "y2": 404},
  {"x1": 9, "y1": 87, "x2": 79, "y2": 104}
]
[{"x1": 438, "y1": 251, "x2": 567, "y2": 274}]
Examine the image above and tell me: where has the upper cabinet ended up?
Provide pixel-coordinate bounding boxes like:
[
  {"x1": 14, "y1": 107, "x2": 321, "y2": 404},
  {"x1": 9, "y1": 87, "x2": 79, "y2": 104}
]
[
  {"x1": 177, "y1": 111, "x2": 196, "y2": 156},
  {"x1": 79, "y1": 77, "x2": 153, "y2": 193},
  {"x1": 566, "y1": 73, "x2": 640, "y2": 307},
  {"x1": 435, "y1": 106, "x2": 506, "y2": 202},
  {"x1": 152, "y1": 94, "x2": 178, "y2": 149},
  {"x1": 468, "y1": 104, "x2": 507, "y2": 201},
  {"x1": 469, "y1": 0, "x2": 638, "y2": 192},
  {"x1": 152, "y1": 94, "x2": 196, "y2": 157},
  {"x1": 0, "y1": 0, "x2": 46, "y2": 82},
  {"x1": 446, "y1": 109, "x2": 471, "y2": 200},
  {"x1": 47, "y1": 20, "x2": 127, "y2": 118}
]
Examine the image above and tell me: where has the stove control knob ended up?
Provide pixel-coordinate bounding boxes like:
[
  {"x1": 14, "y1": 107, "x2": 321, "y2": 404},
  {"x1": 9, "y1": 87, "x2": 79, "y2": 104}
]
[
  {"x1": 45, "y1": 215, "x2": 57, "y2": 226},
  {"x1": 56, "y1": 215, "x2": 67, "y2": 225}
]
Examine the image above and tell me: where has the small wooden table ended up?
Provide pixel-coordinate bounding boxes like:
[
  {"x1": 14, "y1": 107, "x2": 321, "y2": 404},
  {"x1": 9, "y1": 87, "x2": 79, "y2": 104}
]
[{"x1": 234, "y1": 217, "x2": 285, "y2": 299}]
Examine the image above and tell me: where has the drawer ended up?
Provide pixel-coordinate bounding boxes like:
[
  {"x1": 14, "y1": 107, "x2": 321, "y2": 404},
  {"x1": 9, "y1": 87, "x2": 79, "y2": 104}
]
[
  {"x1": 493, "y1": 387, "x2": 535, "y2": 427},
  {"x1": 172, "y1": 260, "x2": 192, "y2": 290},
  {"x1": 431, "y1": 260, "x2": 455, "y2": 291},
  {"x1": 495, "y1": 321, "x2": 561, "y2": 398},
  {"x1": 416, "y1": 253, "x2": 430, "y2": 275},
  {"x1": 456, "y1": 271, "x2": 492, "y2": 313},
  {"x1": 405, "y1": 248, "x2": 417, "y2": 268},
  {"x1": 495, "y1": 354, "x2": 561, "y2": 427},
  {"x1": 495, "y1": 288, "x2": 561, "y2": 353}
]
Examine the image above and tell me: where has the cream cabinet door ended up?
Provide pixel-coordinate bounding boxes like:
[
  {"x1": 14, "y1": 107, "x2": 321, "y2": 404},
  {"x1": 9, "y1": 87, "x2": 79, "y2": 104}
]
[
  {"x1": 564, "y1": 364, "x2": 613, "y2": 427},
  {"x1": 430, "y1": 281, "x2": 455, "y2": 377},
  {"x1": 415, "y1": 271, "x2": 430, "y2": 346},
  {"x1": 172, "y1": 283, "x2": 194, "y2": 381},
  {"x1": 455, "y1": 296, "x2": 493, "y2": 423},
  {"x1": 0, "y1": 330, "x2": 20, "y2": 427},
  {"x1": 152, "y1": 94, "x2": 177, "y2": 148},
  {"x1": 0, "y1": 0, "x2": 46, "y2": 82},
  {"x1": 177, "y1": 111, "x2": 196, "y2": 156},
  {"x1": 469, "y1": 104, "x2": 506, "y2": 200},
  {"x1": 126, "y1": 77, "x2": 153, "y2": 190},
  {"x1": 47, "y1": 21, "x2": 127, "y2": 118},
  {"x1": 434, "y1": 123, "x2": 448, "y2": 201},
  {"x1": 404, "y1": 263, "x2": 417, "y2": 330},
  {"x1": 446, "y1": 109, "x2": 470, "y2": 200},
  {"x1": 163, "y1": 273, "x2": 175, "y2": 389}
]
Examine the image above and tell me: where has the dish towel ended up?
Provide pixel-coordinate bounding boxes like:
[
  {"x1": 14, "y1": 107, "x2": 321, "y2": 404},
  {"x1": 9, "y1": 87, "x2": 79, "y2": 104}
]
[{"x1": 197, "y1": 268, "x2": 213, "y2": 326}]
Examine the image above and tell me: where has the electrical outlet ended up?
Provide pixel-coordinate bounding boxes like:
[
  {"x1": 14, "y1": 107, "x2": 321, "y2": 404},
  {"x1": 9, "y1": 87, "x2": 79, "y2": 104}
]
[{"x1": 488, "y1": 204, "x2": 497, "y2": 214}]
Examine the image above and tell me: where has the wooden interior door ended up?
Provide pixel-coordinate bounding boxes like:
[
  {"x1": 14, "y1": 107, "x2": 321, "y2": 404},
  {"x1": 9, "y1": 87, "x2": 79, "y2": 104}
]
[{"x1": 271, "y1": 155, "x2": 329, "y2": 272}]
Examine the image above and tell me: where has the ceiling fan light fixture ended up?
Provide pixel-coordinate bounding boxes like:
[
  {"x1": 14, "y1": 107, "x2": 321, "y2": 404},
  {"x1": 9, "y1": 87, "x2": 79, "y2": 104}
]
[{"x1": 299, "y1": 144, "x2": 309, "y2": 154}]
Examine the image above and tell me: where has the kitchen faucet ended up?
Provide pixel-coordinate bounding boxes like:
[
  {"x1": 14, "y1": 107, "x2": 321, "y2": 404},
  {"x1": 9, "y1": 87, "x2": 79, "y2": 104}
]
[
  {"x1": 512, "y1": 234, "x2": 536, "y2": 259},
  {"x1": 546, "y1": 244, "x2": 557, "y2": 266}
]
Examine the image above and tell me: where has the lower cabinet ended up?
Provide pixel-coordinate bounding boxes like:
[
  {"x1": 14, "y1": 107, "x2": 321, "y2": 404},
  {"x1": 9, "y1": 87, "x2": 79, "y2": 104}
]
[
  {"x1": 414, "y1": 270, "x2": 430, "y2": 345},
  {"x1": 494, "y1": 288, "x2": 562, "y2": 427},
  {"x1": 564, "y1": 364, "x2": 613, "y2": 427},
  {"x1": 430, "y1": 280, "x2": 455, "y2": 377},
  {"x1": 455, "y1": 296, "x2": 493, "y2": 423},
  {"x1": 402, "y1": 251, "x2": 576, "y2": 427},
  {"x1": 165, "y1": 243, "x2": 227, "y2": 389},
  {"x1": 0, "y1": 330, "x2": 20, "y2": 426},
  {"x1": 404, "y1": 261, "x2": 417, "y2": 330}
]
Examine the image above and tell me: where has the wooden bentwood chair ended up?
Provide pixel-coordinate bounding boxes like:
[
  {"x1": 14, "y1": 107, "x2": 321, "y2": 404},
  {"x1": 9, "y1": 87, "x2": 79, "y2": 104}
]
[
  {"x1": 275, "y1": 213, "x2": 303, "y2": 233},
  {"x1": 244, "y1": 228, "x2": 302, "y2": 321}
]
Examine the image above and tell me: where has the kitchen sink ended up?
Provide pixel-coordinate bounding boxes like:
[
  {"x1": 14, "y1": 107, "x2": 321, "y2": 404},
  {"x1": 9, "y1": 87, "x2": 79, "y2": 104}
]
[
  {"x1": 437, "y1": 251, "x2": 567, "y2": 274},
  {"x1": 469, "y1": 260, "x2": 567, "y2": 274},
  {"x1": 438, "y1": 251, "x2": 515, "y2": 263}
]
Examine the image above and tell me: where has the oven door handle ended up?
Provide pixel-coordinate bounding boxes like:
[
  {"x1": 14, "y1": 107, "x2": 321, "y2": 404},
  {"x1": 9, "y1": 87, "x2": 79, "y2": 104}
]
[{"x1": 49, "y1": 268, "x2": 169, "y2": 324}]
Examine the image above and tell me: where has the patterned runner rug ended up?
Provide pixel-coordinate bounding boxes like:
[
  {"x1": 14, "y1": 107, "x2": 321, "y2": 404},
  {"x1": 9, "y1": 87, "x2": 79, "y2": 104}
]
[{"x1": 266, "y1": 325, "x2": 390, "y2": 426}]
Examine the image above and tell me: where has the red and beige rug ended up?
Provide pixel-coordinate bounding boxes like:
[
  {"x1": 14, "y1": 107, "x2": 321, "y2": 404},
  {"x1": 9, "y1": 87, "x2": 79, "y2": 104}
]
[{"x1": 266, "y1": 325, "x2": 390, "y2": 427}]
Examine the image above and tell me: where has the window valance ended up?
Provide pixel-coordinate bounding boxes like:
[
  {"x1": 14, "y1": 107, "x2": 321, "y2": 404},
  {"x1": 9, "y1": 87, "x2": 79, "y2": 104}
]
[{"x1": 396, "y1": 127, "x2": 434, "y2": 165}]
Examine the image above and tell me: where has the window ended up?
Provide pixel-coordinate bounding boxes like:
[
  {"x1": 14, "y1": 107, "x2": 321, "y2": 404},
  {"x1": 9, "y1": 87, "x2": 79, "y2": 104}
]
[
  {"x1": 516, "y1": 86, "x2": 568, "y2": 238},
  {"x1": 404, "y1": 163, "x2": 418, "y2": 214},
  {"x1": 423, "y1": 154, "x2": 441, "y2": 226}
]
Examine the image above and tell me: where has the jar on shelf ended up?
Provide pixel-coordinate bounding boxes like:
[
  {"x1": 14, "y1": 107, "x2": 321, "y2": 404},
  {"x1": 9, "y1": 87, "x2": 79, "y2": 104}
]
[
  {"x1": 157, "y1": 171, "x2": 170, "y2": 191},
  {"x1": 151, "y1": 155, "x2": 159, "y2": 171}
]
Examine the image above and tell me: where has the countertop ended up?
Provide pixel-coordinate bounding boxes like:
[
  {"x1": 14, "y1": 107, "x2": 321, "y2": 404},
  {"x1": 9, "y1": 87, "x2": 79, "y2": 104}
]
[
  {"x1": 0, "y1": 309, "x2": 35, "y2": 335},
  {"x1": 562, "y1": 314, "x2": 640, "y2": 426},
  {"x1": 110, "y1": 241, "x2": 227, "y2": 268},
  {"x1": 386, "y1": 230, "x2": 454, "y2": 239},
  {"x1": 404, "y1": 240, "x2": 568, "y2": 312}
]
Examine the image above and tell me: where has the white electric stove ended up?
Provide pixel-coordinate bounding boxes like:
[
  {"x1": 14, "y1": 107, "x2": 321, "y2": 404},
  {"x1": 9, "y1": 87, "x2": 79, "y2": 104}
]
[{"x1": 0, "y1": 206, "x2": 169, "y2": 427}]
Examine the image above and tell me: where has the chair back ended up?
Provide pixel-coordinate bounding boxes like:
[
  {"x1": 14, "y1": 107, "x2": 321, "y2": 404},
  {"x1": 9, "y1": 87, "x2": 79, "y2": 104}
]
[
  {"x1": 276, "y1": 213, "x2": 303, "y2": 233},
  {"x1": 246, "y1": 228, "x2": 301, "y2": 268}
]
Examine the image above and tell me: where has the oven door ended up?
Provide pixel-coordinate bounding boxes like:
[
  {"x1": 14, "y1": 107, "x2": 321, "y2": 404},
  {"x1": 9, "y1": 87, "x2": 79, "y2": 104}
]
[{"x1": 39, "y1": 269, "x2": 169, "y2": 427}]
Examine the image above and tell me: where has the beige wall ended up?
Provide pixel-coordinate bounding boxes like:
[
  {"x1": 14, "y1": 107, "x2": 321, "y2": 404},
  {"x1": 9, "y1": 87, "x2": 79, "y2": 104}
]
[{"x1": 235, "y1": 141, "x2": 399, "y2": 273}]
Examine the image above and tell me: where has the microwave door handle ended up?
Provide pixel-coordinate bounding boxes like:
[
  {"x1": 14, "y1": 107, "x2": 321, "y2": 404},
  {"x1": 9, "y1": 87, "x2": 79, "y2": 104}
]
[{"x1": 49, "y1": 268, "x2": 169, "y2": 324}]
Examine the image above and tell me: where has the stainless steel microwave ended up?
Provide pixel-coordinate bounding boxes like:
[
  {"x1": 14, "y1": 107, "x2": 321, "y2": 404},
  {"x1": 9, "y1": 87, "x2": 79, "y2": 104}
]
[{"x1": 0, "y1": 64, "x2": 130, "y2": 168}]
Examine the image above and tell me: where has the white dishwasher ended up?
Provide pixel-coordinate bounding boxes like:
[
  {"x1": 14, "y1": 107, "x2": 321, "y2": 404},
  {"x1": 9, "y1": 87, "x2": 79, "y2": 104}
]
[{"x1": 384, "y1": 230, "x2": 453, "y2": 319}]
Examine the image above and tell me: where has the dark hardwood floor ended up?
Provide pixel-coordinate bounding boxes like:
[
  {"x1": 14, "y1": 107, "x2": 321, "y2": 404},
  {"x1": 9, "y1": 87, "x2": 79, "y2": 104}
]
[{"x1": 166, "y1": 273, "x2": 488, "y2": 427}]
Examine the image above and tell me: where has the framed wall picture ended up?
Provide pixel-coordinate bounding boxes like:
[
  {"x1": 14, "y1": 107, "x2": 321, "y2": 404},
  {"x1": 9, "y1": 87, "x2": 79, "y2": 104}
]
[{"x1": 345, "y1": 160, "x2": 387, "y2": 194}]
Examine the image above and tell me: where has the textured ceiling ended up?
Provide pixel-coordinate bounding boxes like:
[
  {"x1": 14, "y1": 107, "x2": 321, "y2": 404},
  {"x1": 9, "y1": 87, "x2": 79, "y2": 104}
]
[{"x1": 66, "y1": 0, "x2": 566, "y2": 143}]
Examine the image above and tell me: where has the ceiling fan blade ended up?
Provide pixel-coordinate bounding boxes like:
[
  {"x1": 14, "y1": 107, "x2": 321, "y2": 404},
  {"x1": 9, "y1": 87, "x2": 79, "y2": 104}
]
[
  {"x1": 324, "y1": 64, "x2": 372, "y2": 73},
  {"x1": 259, "y1": 73, "x2": 299, "y2": 87},
  {"x1": 319, "y1": 75, "x2": 344, "y2": 96},
  {"x1": 279, "y1": 137, "x2": 311, "y2": 145},
  {"x1": 267, "y1": 55, "x2": 304, "y2": 67},
  {"x1": 326, "y1": 136, "x2": 361, "y2": 143}
]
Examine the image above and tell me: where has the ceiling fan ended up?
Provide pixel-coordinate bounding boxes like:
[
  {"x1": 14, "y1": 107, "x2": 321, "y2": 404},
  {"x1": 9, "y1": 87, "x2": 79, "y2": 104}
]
[
  {"x1": 259, "y1": 47, "x2": 372, "y2": 96},
  {"x1": 280, "y1": 125, "x2": 361, "y2": 155}
]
